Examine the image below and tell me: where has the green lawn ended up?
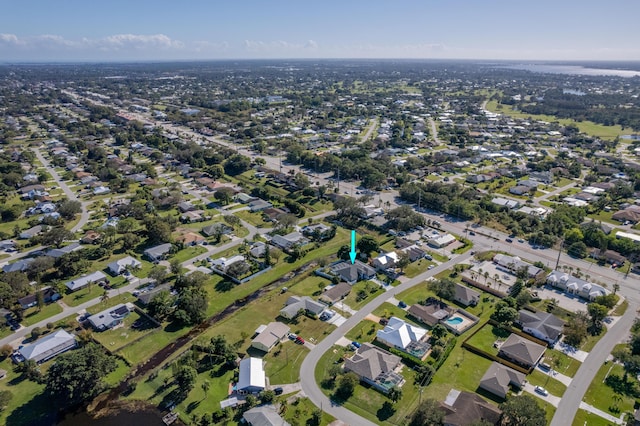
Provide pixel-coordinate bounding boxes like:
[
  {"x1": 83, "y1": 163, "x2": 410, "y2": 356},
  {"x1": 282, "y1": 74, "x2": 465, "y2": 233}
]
[
  {"x1": 20, "y1": 303, "x2": 63, "y2": 326},
  {"x1": 403, "y1": 259, "x2": 434, "y2": 278},
  {"x1": 527, "y1": 369, "x2": 567, "y2": 397},
  {"x1": 542, "y1": 349, "x2": 581, "y2": 378},
  {"x1": 63, "y1": 284, "x2": 106, "y2": 307},
  {"x1": 465, "y1": 324, "x2": 511, "y2": 356},
  {"x1": 235, "y1": 210, "x2": 270, "y2": 227},
  {"x1": 342, "y1": 281, "x2": 385, "y2": 310},
  {"x1": 538, "y1": 399, "x2": 557, "y2": 425},
  {"x1": 0, "y1": 357, "x2": 50, "y2": 426},
  {"x1": 265, "y1": 341, "x2": 308, "y2": 385},
  {"x1": 91, "y1": 311, "x2": 158, "y2": 353},
  {"x1": 583, "y1": 359, "x2": 636, "y2": 414},
  {"x1": 345, "y1": 319, "x2": 384, "y2": 342},
  {"x1": 612, "y1": 300, "x2": 629, "y2": 316},
  {"x1": 282, "y1": 397, "x2": 335, "y2": 426},
  {"x1": 485, "y1": 100, "x2": 626, "y2": 140},
  {"x1": 572, "y1": 408, "x2": 619, "y2": 426},
  {"x1": 170, "y1": 245, "x2": 208, "y2": 264}
]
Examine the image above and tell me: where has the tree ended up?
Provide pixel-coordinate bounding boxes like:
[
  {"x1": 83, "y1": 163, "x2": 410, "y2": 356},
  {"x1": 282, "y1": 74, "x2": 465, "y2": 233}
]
[
  {"x1": 337, "y1": 245, "x2": 351, "y2": 261},
  {"x1": 40, "y1": 227, "x2": 74, "y2": 248},
  {"x1": 587, "y1": 303, "x2": 608, "y2": 331},
  {"x1": 15, "y1": 359, "x2": 42, "y2": 382},
  {"x1": 264, "y1": 244, "x2": 271, "y2": 266},
  {"x1": 564, "y1": 312, "x2": 589, "y2": 347},
  {"x1": 144, "y1": 216, "x2": 172, "y2": 245},
  {"x1": 148, "y1": 290, "x2": 175, "y2": 321},
  {"x1": 275, "y1": 213, "x2": 298, "y2": 231},
  {"x1": 173, "y1": 287, "x2": 208, "y2": 326},
  {"x1": 260, "y1": 389, "x2": 275, "y2": 404},
  {"x1": 356, "y1": 235, "x2": 379, "y2": 256},
  {"x1": 226, "y1": 261, "x2": 250, "y2": 278},
  {"x1": 224, "y1": 154, "x2": 251, "y2": 175},
  {"x1": 431, "y1": 324, "x2": 448, "y2": 340},
  {"x1": 0, "y1": 390, "x2": 12, "y2": 410},
  {"x1": 409, "y1": 398, "x2": 444, "y2": 426},
  {"x1": 388, "y1": 386, "x2": 402, "y2": 403},
  {"x1": 170, "y1": 258, "x2": 182, "y2": 275},
  {"x1": 499, "y1": 394, "x2": 546, "y2": 426},
  {"x1": 567, "y1": 241, "x2": 588, "y2": 258},
  {"x1": 57, "y1": 200, "x2": 82, "y2": 220},
  {"x1": 428, "y1": 278, "x2": 456, "y2": 301},
  {"x1": 335, "y1": 372, "x2": 359, "y2": 400},
  {"x1": 214, "y1": 187, "x2": 234, "y2": 205},
  {"x1": 0, "y1": 344, "x2": 12, "y2": 358},
  {"x1": 223, "y1": 214, "x2": 240, "y2": 228},
  {"x1": 396, "y1": 251, "x2": 410, "y2": 273},
  {"x1": 148, "y1": 265, "x2": 168, "y2": 284},
  {"x1": 45, "y1": 344, "x2": 117, "y2": 407},
  {"x1": 293, "y1": 173, "x2": 310, "y2": 190},
  {"x1": 174, "y1": 365, "x2": 197, "y2": 393},
  {"x1": 491, "y1": 301, "x2": 518, "y2": 328}
]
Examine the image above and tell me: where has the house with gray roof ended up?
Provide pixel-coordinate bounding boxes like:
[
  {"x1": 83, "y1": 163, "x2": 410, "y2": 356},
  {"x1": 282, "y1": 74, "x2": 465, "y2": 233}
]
[
  {"x1": 439, "y1": 390, "x2": 502, "y2": 425},
  {"x1": 143, "y1": 243, "x2": 173, "y2": 262},
  {"x1": 343, "y1": 343, "x2": 404, "y2": 394},
  {"x1": 19, "y1": 225, "x2": 43, "y2": 239},
  {"x1": 517, "y1": 309, "x2": 564, "y2": 345},
  {"x1": 2, "y1": 258, "x2": 34, "y2": 273},
  {"x1": 328, "y1": 260, "x2": 376, "y2": 284},
  {"x1": 319, "y1": 282, "x2": 352, "y2": 305},
  {"x1": 201, "y1": 222, "x2": 232, "y2": 237},
  {"x1": 498, "y1": 334, "x2": 546, "y2": 368},
  {"x1": 479, "y1": 362, "x2": 526, "y2": 399},
  {"x1": 279, "y1": 295, "x2": 325, "y2": 319},
  {"x1": 65, "y1": 271, "x2": 107, "y2": 292},
  {"x1": 16, "y1": 329, "x2": 76, "y2": 363},
  {"x1": 250, "y1": 322, "x2": 290, "y2": 353},
  {"x1": 243, "y1": 405, "x2": 290, "y2": 426},
  {"x1": 271, "y1": 232, "x2": 308, "y2": 251},
  {"x1": 87, "y1": 303, "x2": 133, "y2": 331},
  {"x1": 453, "y1": 283, "x2": 480, "y2": 306},
  {"x1": 107, "y1": 256, "x2": 141, "y2": 275},
  {"x1": 546, "y1": 270, "x2": 609, "y2": 301}
]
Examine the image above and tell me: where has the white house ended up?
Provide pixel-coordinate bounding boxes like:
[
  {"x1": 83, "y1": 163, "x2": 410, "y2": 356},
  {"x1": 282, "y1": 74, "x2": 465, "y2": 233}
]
[
  {"x1": 376, "y1": 317, "x2": 428, "y2": 352},
  {"x1": 65, "y1": 271, "x2": 107, "y2": 292},
  {"x1": 237, "y1": 357, "x2": 265, "y2": 394},
  {"x1": 107, "y1": 256, "x2": 141, "y2": 275}
]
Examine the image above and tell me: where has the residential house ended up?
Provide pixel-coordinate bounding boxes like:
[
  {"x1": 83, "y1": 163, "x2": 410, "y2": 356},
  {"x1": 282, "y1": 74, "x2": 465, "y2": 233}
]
[
  {"x1": 439, "y1": 390, "x2": 502, "y2": 425},
  {"x1": 45, "y1": 242, "x2": 83, "y2": 259},
  {"x1": 210, "y1": 255, "x2": 246, "y2": 273},
  {"x1": 19, "y1": 225, "x2": 43, "y2": 239},
  {"x1": 143, "y1": 243, "x2": 173, "y2": 262},
  {"x1": 2, "y1": 258, "x2": 34, "y2": 273},
  {"x1": 249, "y1": 199, "x2": 273, "y2": 212},
  {"x1": 249, "y1": 241, "x2": 267, "y2": 258},
  {"x1": 201, "y1": 223, "x2": 232, "y2": 237},
  {"x1": 65, "y1": 271, "x2": 107, "y2": 292},
  {"x1": 301, "y1": 223, "x2": 334, "y2": 241},
  {"x1": 343, "y1": 343, "x2": 405, "y2": 394},
  {"x1": 80, "y1": 230, "x2": 101, "y2": 244},
  {"x1": 235, "y1": 193, "x2": 256, "y2": 204},
  {"x1": 319, "y1": 282, "x2": 352, "y2": 305},
  {"x1": 87, "y1": 303, "x2": 133, "y2": 331},
  {"x1": 453, "y1": 283, "x2": 480, "y2": 307},
  {"x1": 517, "y1": 310, "x2": 564, "y2": 345},
  {"x1": 271, "y1": 232, "x2": 308, "y2": 251},
  {"x1": 372, "y1": 252, "x2": 399, "y2": 271},
  {"x1": 408, "y1": 299, "x2": 455, "y2": 327},
  {"x1": 176, "y1": 232, "x2": 205, "y2": 246},
  {"x1": 509, "y1": 185, "x2": 532, "y2": 196},
  {"x1": 262, "y1": 207, "x2": 287, "y2": 222},
  {"x1": 328, "y1": 260, "x2": 377, "y2": 285},
  {"x1": 376, "y1": 317, "x2": 430, "y2": 359},
  {"x1": 181, "y1": 210, "x2": 205, "y2": 223},
  {"x1": 0, "y1": 240, "x2": 16, "y2": 251},
  {"x1": 400, "y1": 245, "x2": 426, "y2": 262},
  {"x1": 16, "y1": 329, "x2": 77, "y2": 364},
  {"x1": 250, "y1": 322, "x2": 290, "y2": 353},
  {"x1": 177, "y1": 201, "x2": 195, "y2": 213},
  {"x1": 237, "y1": 357, "x2": 266, "y2": 394},
  {"x1": 242, "y1": 405, "x2": 290, "y2": 426},
  {"x1": 107, "y1": 256, "x2": 141, "y2": 275},
  {"x1": 279, "y1": 295, "x2": 325, "y2": 319},
  {"x1": 491, "y1": 197, "x2": 520, "y2": 210},
  {"x1": 479, "y1": 362, "x2": 526, "y2": 399},
  {"x1": 612, "y1": 205, "x2": 640, "y2": 223},
  {"x1": 498, "y1": 334, "x2": 546, "y2": 368},
  {"x1": 17, "y1": 287, "x2": 60, "y2": 310}
]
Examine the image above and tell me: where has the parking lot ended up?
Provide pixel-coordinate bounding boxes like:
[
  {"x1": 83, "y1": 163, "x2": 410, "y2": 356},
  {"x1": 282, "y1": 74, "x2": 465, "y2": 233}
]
[{"x1": 534, "y1": 285, "x2": 589, "y2": 312}]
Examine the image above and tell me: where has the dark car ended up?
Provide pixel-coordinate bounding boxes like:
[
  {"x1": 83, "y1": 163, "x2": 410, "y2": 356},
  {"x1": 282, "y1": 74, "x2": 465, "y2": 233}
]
[
  {"x1": 469, "y1": 231, "x2": 476, "y2": 236},
  {"x1": 506, "y1": 238, "x2": 513, "y2": 243},
  {"x1": 398, "y1": 301, "x2": 407, "y2": 308},
  {"x1": 274, "y1": 387, "x2": 284, "y2": 395}
]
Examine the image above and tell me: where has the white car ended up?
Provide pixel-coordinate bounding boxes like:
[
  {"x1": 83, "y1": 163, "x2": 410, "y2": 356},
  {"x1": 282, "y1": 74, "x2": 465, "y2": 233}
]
[{"x1": 534, "y1": 386, "x2": 549, "y2": 396}]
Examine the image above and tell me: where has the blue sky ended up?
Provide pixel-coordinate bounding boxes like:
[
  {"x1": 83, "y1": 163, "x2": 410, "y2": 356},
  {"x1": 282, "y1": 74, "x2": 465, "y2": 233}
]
[{"x1": 1, "y1": 0, "x2": 638, "y2": 62}]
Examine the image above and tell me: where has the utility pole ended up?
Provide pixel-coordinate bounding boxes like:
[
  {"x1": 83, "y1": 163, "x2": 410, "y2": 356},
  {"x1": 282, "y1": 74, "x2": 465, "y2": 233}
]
[
  {"x1": 554, "y1": 238, "x2": 564, "y2": 271},
  {"x1": 418, "y1": 191, "x2": 421, "y2": 211}
]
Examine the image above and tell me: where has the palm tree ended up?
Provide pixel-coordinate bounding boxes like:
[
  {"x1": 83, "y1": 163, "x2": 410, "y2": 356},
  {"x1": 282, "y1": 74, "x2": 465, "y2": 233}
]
[
  {"x1": 201, "y1": 380, "x2": 210, "y2": 400},
  {"x1": 613, "y1": 283, "x2": 620, "y2": 294},
  {"x1": 494, "y1": 273, "x2": 500, "y2": 289},
  {"x1": 100, "y1": 290, "x2": 109, "y2": 304},
  {"x1": 483, "y1": 271, "x2": 489, "y2": 286}
]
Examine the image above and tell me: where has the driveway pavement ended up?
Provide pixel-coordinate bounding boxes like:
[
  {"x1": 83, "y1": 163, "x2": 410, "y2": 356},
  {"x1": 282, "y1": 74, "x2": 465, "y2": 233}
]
[{"x1": 522, "y1": 383, "x2": 561, "y2": 407}]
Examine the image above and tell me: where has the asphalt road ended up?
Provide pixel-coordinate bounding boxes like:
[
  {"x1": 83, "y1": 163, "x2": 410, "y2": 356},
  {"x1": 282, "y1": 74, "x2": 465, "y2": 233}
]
[
  {"x1": 299, "y1": 251, "x2": 474, "y2": 426},
  {"x1": 550, "y1": 301, "x2": 637, "y2": 425}
]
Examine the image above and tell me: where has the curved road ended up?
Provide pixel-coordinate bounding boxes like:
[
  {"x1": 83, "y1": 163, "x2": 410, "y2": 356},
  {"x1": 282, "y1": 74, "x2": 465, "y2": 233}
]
[{"x1": 300, "y1": 251, "x2": 475, "y2": 426}]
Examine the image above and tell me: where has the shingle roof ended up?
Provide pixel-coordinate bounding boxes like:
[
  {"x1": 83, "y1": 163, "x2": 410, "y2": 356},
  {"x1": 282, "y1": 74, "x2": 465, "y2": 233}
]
[
  {"x1": 479, "y1": 362, "x2": 526, "y2": 398},
  {"x1": 499, "y1": 334, "x2": 546, "y2": 367},
  {"x1": 518, "y1": 310, "x2": 565, "y2": 342},
  {"x1": 343, "y1": 343, "x2": 401, "y2": 381}
]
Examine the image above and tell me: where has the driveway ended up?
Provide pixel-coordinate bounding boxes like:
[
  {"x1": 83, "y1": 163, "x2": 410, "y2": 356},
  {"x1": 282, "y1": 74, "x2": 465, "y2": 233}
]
[{"x1": 522, "y1": 383, "x2": 561, "y2": 407}]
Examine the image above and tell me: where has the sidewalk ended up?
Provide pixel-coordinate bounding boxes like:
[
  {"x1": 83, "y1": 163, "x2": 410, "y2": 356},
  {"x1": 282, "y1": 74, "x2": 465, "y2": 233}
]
[
  {"x1": 333, "y1": 301, "x2": 357, "y2": 316},
  {"x1": 579, "y1": 401, "x2": 625, "y2": 425}
]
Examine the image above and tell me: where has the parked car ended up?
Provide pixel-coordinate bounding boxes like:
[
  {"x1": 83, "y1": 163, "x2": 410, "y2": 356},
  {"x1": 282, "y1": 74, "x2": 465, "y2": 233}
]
[
  {"x1": 534, "y1": 386, "x2": 549, "y2": 396},
  {"x1": 288, "y1": 333, "x2": 297, "y2": 341},
  {"x1": 351, "y1": 341, "x2": 361, "y2": 349},
  {"x1": 506, "y1": 238, "x2": 513, "y2": 243},
  {"x1": 295, "y1": 336, "x2": 305, "y2": 345},
  {"x1": 379, "y1": 318, "x2": 389, "y2": 326},
  {"x1": 398, "y1": 301, "x2": 407, "y2": 308},
  {"x1": 469, "y1": 231, "x2": 476, "y2": 236},
  {"x1": 274, "y1": 387, "x2": 284, "y2": 395}
]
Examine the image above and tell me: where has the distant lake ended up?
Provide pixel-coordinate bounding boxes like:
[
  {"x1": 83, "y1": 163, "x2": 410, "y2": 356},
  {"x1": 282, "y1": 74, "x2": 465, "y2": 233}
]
[
  {"x1": 562, "y1": 89, "x2": 586, "y2": 96},
  {"x1": 622, "y1": 135, "x2": 640, "y2": 140},
  {"x1": 506, "y1": 64, "x2": 640, "y2": 78},
  {"x1": 57, "y1": 408, "x2": 168, "y2": 426}
]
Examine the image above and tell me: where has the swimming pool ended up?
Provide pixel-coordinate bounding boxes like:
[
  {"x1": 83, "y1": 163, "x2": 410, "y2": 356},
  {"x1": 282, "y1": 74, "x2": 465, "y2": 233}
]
[{"x1": 445, "y1": 316, "x2": 463, "y2": 325}]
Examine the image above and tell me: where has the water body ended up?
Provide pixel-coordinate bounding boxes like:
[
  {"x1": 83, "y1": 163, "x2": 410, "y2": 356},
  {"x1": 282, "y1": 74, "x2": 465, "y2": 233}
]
[
  {"x1": 622, "y1": 135, "x2": 640, "y2": 140},
  {"x1": 506, "y1": 64, "x2": 640, "y2": 78}
]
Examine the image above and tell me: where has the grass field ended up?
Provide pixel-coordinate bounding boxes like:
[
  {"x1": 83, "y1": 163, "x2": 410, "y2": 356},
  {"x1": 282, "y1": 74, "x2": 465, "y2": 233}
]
[
  {"x1": 91, "y1": 311, "x2": 158, "y2": 353},
  {"x1": 583, "y1": 358, "x2": 636, "y2": 415},
  {"x1": 527, "y1": 369, "x2": 567, "y2": 397},
  {"x1": 20, "y1": 303, "x2": 63, "y2": 327},
  {"x1": 485, "y1": 100, "x2": 626, "y2": 140},
  {"x1": 572, "y1": 408, "x2": 619, "y2": 426}
]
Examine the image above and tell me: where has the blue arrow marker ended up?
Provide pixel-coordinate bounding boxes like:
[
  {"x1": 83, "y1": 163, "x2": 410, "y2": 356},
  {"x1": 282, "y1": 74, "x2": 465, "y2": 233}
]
[{"x1": 349, "y1": 230, "x2": 357, "y2": 264}]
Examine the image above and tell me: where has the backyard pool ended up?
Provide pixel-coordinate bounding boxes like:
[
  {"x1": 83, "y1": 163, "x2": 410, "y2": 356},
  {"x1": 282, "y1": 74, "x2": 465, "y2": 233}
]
[{"x1": 445, "y1": 316, "x2": 463, "y2": 325}]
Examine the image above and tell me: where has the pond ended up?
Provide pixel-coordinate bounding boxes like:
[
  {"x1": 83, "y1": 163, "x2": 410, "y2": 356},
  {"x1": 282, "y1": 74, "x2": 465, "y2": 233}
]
[{"x1": 57, "y1": 407, "x2": 169, "y2": 426}]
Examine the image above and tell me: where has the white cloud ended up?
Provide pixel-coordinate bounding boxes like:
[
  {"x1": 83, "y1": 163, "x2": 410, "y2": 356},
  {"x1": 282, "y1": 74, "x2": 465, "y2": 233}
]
[{"x1": 0, "y1": 33, "x2": 21, "y2": 46}]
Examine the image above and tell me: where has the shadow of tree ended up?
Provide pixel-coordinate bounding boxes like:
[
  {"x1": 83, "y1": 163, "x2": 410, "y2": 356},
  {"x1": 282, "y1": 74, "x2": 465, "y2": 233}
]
[
  {"x1": 376, "y1": 401, "x2": 396, "y2": 421},
  {"x1": 6, "y1": 392, "x2": 58, "y2": 426}
]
